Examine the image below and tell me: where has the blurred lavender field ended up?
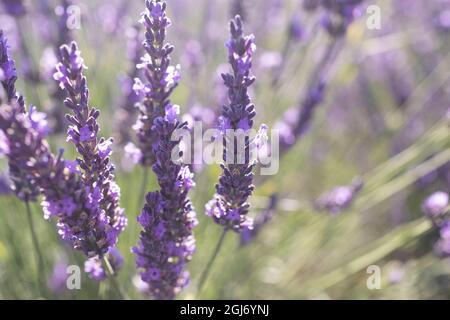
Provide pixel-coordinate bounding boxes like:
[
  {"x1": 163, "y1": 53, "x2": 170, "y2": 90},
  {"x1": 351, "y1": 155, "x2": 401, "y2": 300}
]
[{"x1": 0, "y1": 0, "x2": 449, "y2": 300}]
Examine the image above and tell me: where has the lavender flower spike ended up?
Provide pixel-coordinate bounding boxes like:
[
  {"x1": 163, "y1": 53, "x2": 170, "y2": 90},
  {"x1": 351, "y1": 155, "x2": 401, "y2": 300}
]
[
  {"x1": 0, "y1": 102, "x2": 51, "y2": 202},
  {"x1": 205, "y1": 15, "x2": 258, "y2": 233},
  {"x1": 53, "y1": 42, "x2": 127, "y2": 258},
  {"x1": 132, "y1": 0, "x2": 180, "y2": 167},
  {"x1": 0, "y1": 30, "x2": 25, "y2": 110},
  {"x1": 132, "y1": 0, "x2": 197, "y2": 300}
]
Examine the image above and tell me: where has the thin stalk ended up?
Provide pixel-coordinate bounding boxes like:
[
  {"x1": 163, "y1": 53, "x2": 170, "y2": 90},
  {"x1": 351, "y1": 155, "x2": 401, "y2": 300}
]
[
  {"x1": 25, "y1": 201, "x2": 45, "y2": 295},
  {"x1": 102, "y1": 256, "x2": 128, "y2": 300},
  {"x1": 197, "y1": 229, "x2": 228, "y2": 297}
]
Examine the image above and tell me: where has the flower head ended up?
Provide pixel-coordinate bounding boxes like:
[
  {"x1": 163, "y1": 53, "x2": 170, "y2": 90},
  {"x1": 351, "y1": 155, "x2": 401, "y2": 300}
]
[
  {"x1": 0, "y1": 30, "x2": 24, "y2": 110},
  {"x1": 205, "y1": 15, "x2": 259, "y2": 232},
  {"x1": 315, "y1": 178, "x2": 364, "y2": 215},
  {"x1": 133, "y1": 0, "x2": 197, "y2": 300},
  {"x1": 422, "y1": 191, "x2": 449, "y2": 218},
  {"x1": 52, "y1": 41, "x2": 127, "y2": 258}
]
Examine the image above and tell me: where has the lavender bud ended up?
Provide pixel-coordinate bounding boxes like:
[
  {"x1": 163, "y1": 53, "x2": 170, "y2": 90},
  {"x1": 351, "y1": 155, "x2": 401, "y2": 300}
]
[
  {"x1": 85, "y1": 247, "x2": 124, "y2": 281},
  {"x1": 315, "y1": 178, "x2": 363, "y2": 214},
  {"x1": 321, "y1": 0, "x2": 364, "y2": 37},
  {"x1": 115, "y1": 24, "x2": 142, "y2": 146},
  {"x1": 422, "y1": 191, "x2": 449, "y2": 218}
]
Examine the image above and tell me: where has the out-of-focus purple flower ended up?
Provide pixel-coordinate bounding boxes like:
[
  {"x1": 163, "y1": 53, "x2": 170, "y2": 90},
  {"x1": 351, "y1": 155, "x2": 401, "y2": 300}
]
[
  {"x1": 0, "y1": 173, "x2": 11, "y2": 194},
  {"x1": 387, "y1": 261, "x2": 405, "y2": 284},
  {"x1": 1, "y1": 0, "x2": 27, "y2": 17},
  {"x1": 84, "y1": 256, "x2": 106, "y2": 281},
  {"x1": 434, "y1": 221, "x2": 450, "y2": 256},
  {"x1": 315, "y1": 178, "x2": 364, "y2": 215},
  {"x1": 48, "y1": 259, "x2": 69, "y2": 293},
  {"x1": 132, "y1": 0, "x2": 197, "y2": 300},
  {"x1": 288, "y1": 13, "x2": 303, "y2": 42},
  {"x1": 259, "y1": 51, "x2": 282, "y2": 70},
  {"x1": 321, "y1": 0, "x2": 364, "y2": 37},
  {"x1": 52, "y1": 42, "x2": 127, "y2": 258},
  {"x1": 0, "y1": 103, "x2": 51, "y2": 202},
  {"x1": 0, "y1": 30, "x2": 24, "y2": 110},
  {"x1": 205, "y1": 15, "x2": 261, "y2": 233},
  {"x1": 85, "y1": 247, "x2": 124, "y2": 281},
  {"x1": 241, "y1": 194, "x2": 278, "y2": 246},
  {"x1": 279, "y1": 80, "x2": 326, "y2": 153},
  {"x1": 41, "y1": 0, "x2": 76, "y2": 134},
  {"x1": 422, "y1": 191, "x2": 449, "y2": 218},
  {"x1": 115, "y1": 24, "x2": 142, "y2": 146},
  {"x1": 125, "y1": 141, "x2": 142, "y2": 160}
]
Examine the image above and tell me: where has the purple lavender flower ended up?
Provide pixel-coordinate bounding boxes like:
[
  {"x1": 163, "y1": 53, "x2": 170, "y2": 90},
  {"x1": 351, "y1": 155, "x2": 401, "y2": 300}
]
[
  {"x1": 0, "y1": 30, "x2": 24, "y2": 110},
  {"x1": 315, "y1": 178, "x2": 364, "y2": 214},
  {"x1": 1, "y1": 0, "x2": 26, "y2": 17},
  {"x1": 39, "y1": 0, "x2": 75, "y2": 134},
  {"x1": 321, "y1": 0, "x2": 364, "y2": 37},
  {"x1": 205, "y1": 15, "x2": 259, "y2": 233},
  {"x1": 48, "y1": 259, "x2": 69, "y2": 293},
  {"x1": 132, "y1": 0, "x2": 197, "y2": 300},
  {"x1": 279, "y1": 80, "x2": 326, "y2": 154},
  {"x1": 52, "y1": 42, "x2": 127, "y2": 258},
  {"x1": 115, "y1": 24, "x2": 142, "y2": 146},
  {"x1": 422, "y1": 191, "x2": 449, "y2": 219},
  {"x1": 0, "y1": 103, "x2": 51, "y2": 201},
  {"x1": 288, "y1": 13, "x2": 304, "y2": 42},
  {"x1": 132, "y1": 0, "x2": 180, "y2": 167},
  {"x1": 85, "y1": 247, "x2": 124, "y2": 281}
]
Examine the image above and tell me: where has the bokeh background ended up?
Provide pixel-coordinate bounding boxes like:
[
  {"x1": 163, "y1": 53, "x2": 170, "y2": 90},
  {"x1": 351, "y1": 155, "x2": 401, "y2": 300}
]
[{"x1": 1, "y1": 0, "x2": 450, "y2": 299}]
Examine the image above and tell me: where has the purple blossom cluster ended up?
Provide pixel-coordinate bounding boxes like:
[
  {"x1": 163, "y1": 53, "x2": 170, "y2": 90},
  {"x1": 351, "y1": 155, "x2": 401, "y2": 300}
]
[
  {"x1": 276, "y1": 80, "x2": 326, "y2": 153},
  {"x1": 132, "y1": 0, "x2": 197, "y2": 300},
  {"x1": 315, "y1": 178, "x2": 364, "y2": 215},
  {"x1": 321, "y1": 0, "x2": 365, "y2": 37},
  {"x1": 0, "y1": 103, "x2": 51, "y2": 201},
  {"x1": 115, "y1": 24, "x2": 142, "y2": 146},
  {"x1": 51, "y1": 42, "x2": 127, "y2": 259},
  {"x1": 205, "y1": 16, "x2": 257, "y2": 233},
  {"x1": 422, "y1": 191, "x2": 450, "y2": 255},
  {"x1": 130, "y1": 0, "x2": 181, "y2": 167},
  {"x1": 0, "y1": 30, "x2": 24, "y2": 110}
]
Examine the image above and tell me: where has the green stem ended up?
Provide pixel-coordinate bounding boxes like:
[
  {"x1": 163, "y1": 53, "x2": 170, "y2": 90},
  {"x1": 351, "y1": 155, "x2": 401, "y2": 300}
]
[
  {"x1": 197, "y1": 229, "x2": 228, "y2": 297},
  {"x1": 25, "y1": 201, "x2": 45, "y2": 296},
  {"x1": 102, "y1": 256, "x2": 128, "y2": 300}
]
